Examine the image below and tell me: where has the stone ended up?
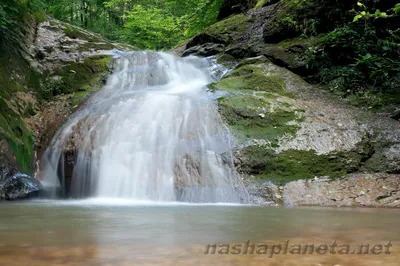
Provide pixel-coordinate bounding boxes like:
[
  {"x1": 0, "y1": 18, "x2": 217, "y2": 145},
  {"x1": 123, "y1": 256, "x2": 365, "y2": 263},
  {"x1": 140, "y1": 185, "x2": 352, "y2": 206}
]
[
  {"x1": 262, "y1": 2, "x2": 300, "y2": 43},
  {"x1": 244, "y1": 176, "x2": 282, "y2": 205},
  {"x1": 282, "y1": 174, "x2": 400, "y2": 207},
  {"x1": 182, "y1": 43, "x2": 225, "y2": 57},
  {"x1": 185, "y1": 33, "x2": 226, "y2": 49},
  {"x1": 0, "y1": 173, "x2": 42, "y2": 200}
]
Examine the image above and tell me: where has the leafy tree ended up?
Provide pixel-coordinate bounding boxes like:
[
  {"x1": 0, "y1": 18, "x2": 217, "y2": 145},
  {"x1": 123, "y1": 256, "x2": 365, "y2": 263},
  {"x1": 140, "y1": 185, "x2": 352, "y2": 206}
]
[
  {"x1": 44, "y1": 0, "x2": 223, "y2": 50},
  {"x1": 304, "y1": 1, "x2": 400, "y2": 108}
]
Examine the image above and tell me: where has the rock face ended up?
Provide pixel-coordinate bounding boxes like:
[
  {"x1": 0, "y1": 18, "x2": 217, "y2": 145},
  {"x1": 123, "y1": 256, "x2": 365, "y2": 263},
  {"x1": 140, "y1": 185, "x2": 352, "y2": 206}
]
[
  {"x1": 283, "y1": 174, "x2": 400, "y2": 207},
  {"x1": 0, "y1": 17, "x2": 134, "y2": 200},
  {"x1": 175, "y1": 0, "x2": 400, "y2": 207},
  {"x1": 178, "y1": 2, "x2": 314, "y2": 75},
  {"x1": 0, "y1": 173, "x2": 42, "y2": 200}
]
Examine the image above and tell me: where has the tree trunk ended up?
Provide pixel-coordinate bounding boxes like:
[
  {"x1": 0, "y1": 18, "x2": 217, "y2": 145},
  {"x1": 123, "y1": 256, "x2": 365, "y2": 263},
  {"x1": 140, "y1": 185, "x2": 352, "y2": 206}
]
[
  {"x1": 84, "y1": 3, "x2": 88, "y2": 28},
  {"x1": 122, "y1": 0, "x2": 127, "y2": 25},
  {"x1": 89, "y1": 3, "x2": 93, "y2": 26},
  {"x1": 70, "y1": 3, "x2": 74, "y2": 24},
  {"x1": 80, "y1": 0, "x2": 85, "y2": 27}
]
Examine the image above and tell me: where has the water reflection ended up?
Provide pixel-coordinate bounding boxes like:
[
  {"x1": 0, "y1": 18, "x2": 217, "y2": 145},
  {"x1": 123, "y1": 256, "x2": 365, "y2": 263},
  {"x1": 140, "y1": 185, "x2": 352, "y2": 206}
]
[{"x1": 0, "y1": 202, "x2": 399, "y2": 265}]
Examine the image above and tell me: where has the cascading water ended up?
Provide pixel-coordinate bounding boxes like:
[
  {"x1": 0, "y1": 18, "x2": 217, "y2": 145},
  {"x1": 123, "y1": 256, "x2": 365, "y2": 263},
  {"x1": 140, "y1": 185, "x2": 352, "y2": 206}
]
[{"x1": 39, "y1": 51, "x2": 248, "y2": 203}]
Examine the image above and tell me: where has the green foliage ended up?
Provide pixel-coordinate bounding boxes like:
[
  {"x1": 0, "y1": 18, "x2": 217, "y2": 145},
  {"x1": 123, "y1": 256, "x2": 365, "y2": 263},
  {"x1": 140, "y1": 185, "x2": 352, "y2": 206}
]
[
  {"x1": 394, "y1": 3, "x2": 400, "y2": 14},
  {"x1": 45, "y1": 0, "x2": 224, "y2": 50},
  {"x1": 353, "y1": 2, "x2": 388, "y2": 22},
  {"x1": 123, "y1": 5, "x2": 181, "y2": 50},
  {"x1": 0, "y1": 0, "x2": 46, "y2": 41},
  {"x1": 303, "y1": 2, "x2": 400, "y2": 108}
]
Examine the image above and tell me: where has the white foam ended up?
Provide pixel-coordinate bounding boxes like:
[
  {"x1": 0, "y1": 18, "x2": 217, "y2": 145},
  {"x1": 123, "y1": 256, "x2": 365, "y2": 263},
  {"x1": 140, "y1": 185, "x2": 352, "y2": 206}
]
[{"x1": 29, "y1": 198, "x2": 249, "y2": 207}]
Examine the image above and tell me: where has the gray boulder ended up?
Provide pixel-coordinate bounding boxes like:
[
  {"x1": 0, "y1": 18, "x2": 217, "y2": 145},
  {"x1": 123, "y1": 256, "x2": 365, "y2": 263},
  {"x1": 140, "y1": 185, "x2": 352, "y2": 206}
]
[{"x1": 0, "y1": 173, "x2": 42, "y2": 200}]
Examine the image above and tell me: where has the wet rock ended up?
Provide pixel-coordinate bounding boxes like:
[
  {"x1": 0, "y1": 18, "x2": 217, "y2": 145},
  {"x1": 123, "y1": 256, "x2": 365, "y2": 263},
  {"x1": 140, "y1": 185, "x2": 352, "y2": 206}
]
[
  {"x1": 244, "y1": 176, "x2": 281, "y2": 205},
  {"x1": 283, "y1": 174, "x2": 400, "y2": 207},
  {"x1": 236, "y1": 55, "x2": 270, "y2": 67},
  {"x1": 182, "y1": 43, "x2": 225, "y2": 57},
  {"x1": 0, "y1": 173, "x2": 42, "y2": 200},
  {"x1": 186, "y1": 33, "x2": 227, "y2": 48},
  {"x1": 364, "y1": 143, "x2": 400, "y2": 174},
  {"x1": 34, "y1": 19, "x2": 135, "y2": 74},
  {"x1": 262, "y1": 45, "x2": 307, "y2": 74}
]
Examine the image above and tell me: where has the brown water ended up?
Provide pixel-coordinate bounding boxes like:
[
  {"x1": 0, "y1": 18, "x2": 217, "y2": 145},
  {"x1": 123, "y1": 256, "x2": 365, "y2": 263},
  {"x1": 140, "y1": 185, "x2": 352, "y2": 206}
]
[{"x1": 0, "y1": 199, "x2": 399, "y2": 266}]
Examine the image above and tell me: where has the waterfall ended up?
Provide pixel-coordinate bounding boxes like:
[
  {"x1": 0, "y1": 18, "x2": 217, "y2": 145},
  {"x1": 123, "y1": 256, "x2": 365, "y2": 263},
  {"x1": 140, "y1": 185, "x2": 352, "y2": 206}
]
[{"x1": 39, "y1": 51, "x2": 248, "y2": 203}]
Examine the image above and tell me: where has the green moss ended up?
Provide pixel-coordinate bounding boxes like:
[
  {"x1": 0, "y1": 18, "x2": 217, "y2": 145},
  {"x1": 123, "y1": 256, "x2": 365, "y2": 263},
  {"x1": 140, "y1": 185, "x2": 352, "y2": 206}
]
[
  {"x1": 213, "y1": 62, "x2": 302, "y2": 145},
  {"x1": 33, "y1": 10, "x2": 48, "y2": 24},
  {"x1": 216, "y1": 53, "x2": 236, "y2": 68},
  {"x1": 277, "y1": 35, "x2": 324, "y2": 49},
  {"x1": 71, "y1": 91, "x2": 91, "y2": 107},
  {"x1": 216, "y1": 65, "x2": 287, "y2": 93},
  {"x1": 64, "y1": 24, "x2": 104, "y2": 42},
  {"x1": 49, "y1": 20, "x2": 60, "y2": 26},
  {"x1": 219, "y1": 94, "x2": 302, "y2": 145},
  {"x1": 205, "y1": 14, "x2": 252, "y2": 43},
  {"x1": 255, "y1": 0, "x2": 273, "y2": 8},
  {"x1": 239, "y1": 144, "x2": 372, "y2": 185},
  {"x1": 0, "y1": 44, "x2": 40, "y2": 173},
  {"x1": 207, "y1": 82, "x2": 218, "y2": 92},
  {"x1": 236, "y1": 56, "x2": 271, "y2": 68},
  {"x1": 0, "y1": 98, "x2": 34, "y2": 173},
  {"x1": 41, "y1": 54, "x2": 112, "y2": 100}
]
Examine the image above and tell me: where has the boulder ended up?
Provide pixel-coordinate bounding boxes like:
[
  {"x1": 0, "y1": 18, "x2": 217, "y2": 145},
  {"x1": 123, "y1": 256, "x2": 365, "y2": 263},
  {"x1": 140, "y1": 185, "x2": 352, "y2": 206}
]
[
  {"x1": 0, "y1": 173, "x2": 42, "y2": 200},
  {"x1": 182, "y1": 43, "x2": 225, "y2": 57}
]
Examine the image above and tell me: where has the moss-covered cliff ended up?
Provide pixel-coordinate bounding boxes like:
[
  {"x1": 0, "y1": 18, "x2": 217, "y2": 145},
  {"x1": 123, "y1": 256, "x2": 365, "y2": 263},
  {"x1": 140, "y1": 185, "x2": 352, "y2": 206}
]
[{"x1": 0, "y1": 14, "x2": 134, "y2": 180}]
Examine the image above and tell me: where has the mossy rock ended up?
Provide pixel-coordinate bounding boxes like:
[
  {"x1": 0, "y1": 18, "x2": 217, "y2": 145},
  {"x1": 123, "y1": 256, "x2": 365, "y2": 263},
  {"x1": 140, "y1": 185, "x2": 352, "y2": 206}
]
[
  {"x1": 236, "y1": 55, "x2": 271, "y2": 68},
  {"x1": 0, "y1": 39, "x2": 40, "y2": 174},
  {"x1": 63, "y1": 24, "x2": 104, "y2": 42},
  {"x1": 216, "y1": 53, "x2": 237, "y2": 68},
  {"x1": 215, "y1": 64, "x2": 287, "y2": 93},
  {"x1": 219, "y1": 93, "x2": 302, "y2": 145},
  {"x1": 205, "y1": 14, "x2": 253, "y2": 44},
  {"x1": 212, "y1": 61, "x2": 302, "y2": 145},
  {"x1": 255, "y1": 0, "x2": 279, "y2": 8},
  {"x1": 0, "y1": 98, "x2": 34, "y2": 174},
  {"x1": 41, "y1": 54, "x2": 112, "y2": 99},
  {"x1": 237, "y1": 141, "x2": 373, "y2": 185}
]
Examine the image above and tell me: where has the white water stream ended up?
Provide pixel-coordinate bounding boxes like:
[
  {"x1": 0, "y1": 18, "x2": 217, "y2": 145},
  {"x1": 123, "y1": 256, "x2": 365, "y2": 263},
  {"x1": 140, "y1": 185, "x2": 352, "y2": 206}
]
[{"x1": 40, "y1": 51, "x2": 247, "y2": 203}]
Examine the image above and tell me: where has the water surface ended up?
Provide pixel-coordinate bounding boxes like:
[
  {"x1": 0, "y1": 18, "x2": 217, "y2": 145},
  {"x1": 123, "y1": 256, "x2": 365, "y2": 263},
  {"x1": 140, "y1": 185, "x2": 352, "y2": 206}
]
[{"x1": 0, "y1": 201, "x2": 398, "y2": 265}]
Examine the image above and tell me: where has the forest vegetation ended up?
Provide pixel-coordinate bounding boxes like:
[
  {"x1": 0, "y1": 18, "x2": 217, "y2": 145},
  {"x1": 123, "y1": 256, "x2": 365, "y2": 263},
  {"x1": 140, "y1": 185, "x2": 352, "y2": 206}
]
[{"x1": 42, "y1": 0, "x2": 223, "y2": 50}]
